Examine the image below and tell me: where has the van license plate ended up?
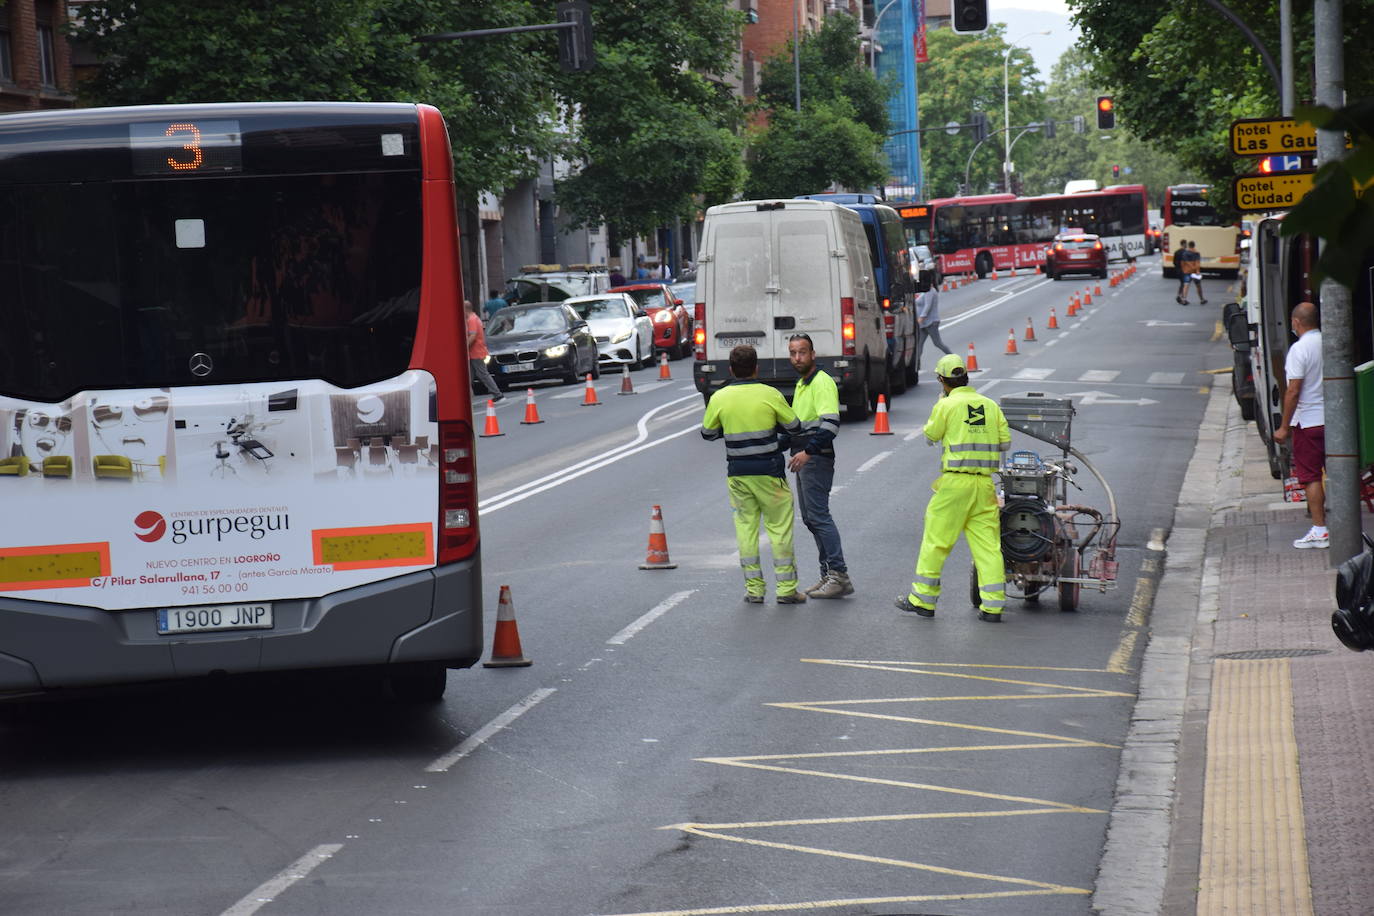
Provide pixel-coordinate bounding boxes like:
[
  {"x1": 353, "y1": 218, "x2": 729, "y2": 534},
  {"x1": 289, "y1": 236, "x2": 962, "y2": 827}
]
[
  {"x1": 157, "y1": 603, "x2": 274, "y2": 635},
  {"x1": 718, "y1": 337, "x2": 762, "y2": 348}
]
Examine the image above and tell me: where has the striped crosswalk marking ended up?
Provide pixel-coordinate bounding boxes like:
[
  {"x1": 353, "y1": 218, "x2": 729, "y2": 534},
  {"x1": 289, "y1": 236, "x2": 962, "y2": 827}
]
[
  {"x1": 1147, "y1": 371, "x2": 1185, "y2": 385},
  {"x1": 1012, "y1": 367, "x2": 1055, "y2": 380},
  {"x1": 1078, "y1": 370, "x2": 1120, "y2": 382}
]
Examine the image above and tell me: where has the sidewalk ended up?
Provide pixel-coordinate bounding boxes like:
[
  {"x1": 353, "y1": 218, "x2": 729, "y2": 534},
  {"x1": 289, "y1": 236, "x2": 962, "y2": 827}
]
[{"x1": 1095, "y1": 384, "x2": 1374, "y2": 915}]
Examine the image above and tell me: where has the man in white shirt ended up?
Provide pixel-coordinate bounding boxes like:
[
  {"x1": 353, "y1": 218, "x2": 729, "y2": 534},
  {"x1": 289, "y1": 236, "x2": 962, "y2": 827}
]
[{"x1": 1273, "y1": 301, "x2": 1325, "y2": 548}]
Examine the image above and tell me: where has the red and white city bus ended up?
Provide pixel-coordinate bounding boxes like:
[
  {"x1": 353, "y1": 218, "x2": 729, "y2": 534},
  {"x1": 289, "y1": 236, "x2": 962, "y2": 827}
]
[
  {"x1": 921, "y1": 185, "x2": 1152, "y2": 278},
  {"x1": 0, "y1": 103, "x2": 482, "y2": 700}
]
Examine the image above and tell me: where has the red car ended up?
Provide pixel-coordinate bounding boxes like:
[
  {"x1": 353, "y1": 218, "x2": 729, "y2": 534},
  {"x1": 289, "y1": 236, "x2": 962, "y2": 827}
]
[
  {"x1": 608, "y1": 283, "x2": 693, "y2": 359},
  {"x1": 1044, "y1": 231, "x2": 1108, "y2": 280}
]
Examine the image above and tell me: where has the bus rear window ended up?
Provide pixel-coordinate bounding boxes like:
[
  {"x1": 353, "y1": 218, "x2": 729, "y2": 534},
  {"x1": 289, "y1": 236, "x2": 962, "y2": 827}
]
[{"x1": 0, "y1": 171, "x2": 421, "y2": 403}]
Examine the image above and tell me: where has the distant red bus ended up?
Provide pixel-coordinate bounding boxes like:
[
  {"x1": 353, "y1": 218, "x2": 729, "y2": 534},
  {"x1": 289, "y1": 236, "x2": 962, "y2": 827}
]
[{"x1": 909, "y1": 185, "x2": 1152, "y2": 279}]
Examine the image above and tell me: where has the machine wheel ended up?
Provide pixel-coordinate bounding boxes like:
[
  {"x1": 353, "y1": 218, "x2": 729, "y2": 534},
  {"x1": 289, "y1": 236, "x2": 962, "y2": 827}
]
[{"x1": 1058, "y1": 550, "x2": 1081, "y2": 612}]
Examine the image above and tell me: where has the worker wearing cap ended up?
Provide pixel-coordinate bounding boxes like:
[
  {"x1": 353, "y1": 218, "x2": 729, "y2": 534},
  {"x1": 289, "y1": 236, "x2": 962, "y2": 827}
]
[
  {"x1": 702, "y1": 345, "x2": 807, "y2": 604},
  {"x1": 895, "y1": 352, "x2": 1011, "y2": 622}
]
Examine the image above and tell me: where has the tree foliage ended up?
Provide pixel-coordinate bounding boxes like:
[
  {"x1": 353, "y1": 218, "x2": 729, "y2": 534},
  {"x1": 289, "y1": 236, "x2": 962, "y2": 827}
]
[
  {"x1": 915, "y1": 25, "x2": 1044, "y2": 198},
  {"x1": 745, "y1": 13, "x2": 889, "y2": 197},
  {"x1": 1069, "y1": 0, "x2": 1374, "y2": 216},
  {"x1": 1282, "y1": 101, "x2": 1374, "y2": 287},
  {"x1": 549, "y1": 0, "x2": 745, "y2": 236}
]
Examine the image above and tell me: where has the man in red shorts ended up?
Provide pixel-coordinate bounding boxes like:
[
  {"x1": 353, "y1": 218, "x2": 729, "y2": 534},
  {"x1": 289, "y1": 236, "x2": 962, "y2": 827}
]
[{"x1": 1273, "y1": 301, "x2": 1326, "y2": 548}]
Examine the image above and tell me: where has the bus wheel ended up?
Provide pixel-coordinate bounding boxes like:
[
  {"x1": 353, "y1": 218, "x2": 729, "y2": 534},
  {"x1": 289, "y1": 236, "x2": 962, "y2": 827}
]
[{"x1": 384, "y1": 663, "x2": 447, "y2": 703}]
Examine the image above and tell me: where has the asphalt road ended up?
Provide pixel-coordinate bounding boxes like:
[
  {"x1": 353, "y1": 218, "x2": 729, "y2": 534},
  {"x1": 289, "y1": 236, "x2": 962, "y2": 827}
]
[{"x1": 0, "y1": 255, "x2": 1234, "y2": 915}]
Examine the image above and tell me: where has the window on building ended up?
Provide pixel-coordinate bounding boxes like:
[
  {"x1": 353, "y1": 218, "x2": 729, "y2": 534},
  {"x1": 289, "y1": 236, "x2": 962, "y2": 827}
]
[
  {"x1": 0, "y1": 26, "x2": 13, "y2": 83},
  {"x1": 36, "y1": 1, "x2": 57, "y2": 88}
]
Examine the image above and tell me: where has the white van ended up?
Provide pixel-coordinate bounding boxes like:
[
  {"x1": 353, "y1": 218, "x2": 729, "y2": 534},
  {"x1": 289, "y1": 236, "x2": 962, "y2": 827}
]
[{"x1": 692, "y1": 199, "x2": 886, "y2": 419}]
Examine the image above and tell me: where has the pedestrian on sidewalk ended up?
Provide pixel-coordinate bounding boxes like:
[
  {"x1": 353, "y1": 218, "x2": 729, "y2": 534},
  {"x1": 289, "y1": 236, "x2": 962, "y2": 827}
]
[
  {"x1": 914, "y1": 283, "x2": 953, "y2": 374},
  {"x1": 1273, "y1": 301, "x2": 1326, "y2": 548},
  {"x1": 895, "y1": 353, "x2": 1011, "y2": 622},
  {"x1": 465, "y1": 300, "x2": 504, "y2": 402},
  {"x1": 701, "y1": 345, "x2": 807, "y2": 604},
  {"x1": 785, "y1": 334, "x2": 853, "y2": 599}
]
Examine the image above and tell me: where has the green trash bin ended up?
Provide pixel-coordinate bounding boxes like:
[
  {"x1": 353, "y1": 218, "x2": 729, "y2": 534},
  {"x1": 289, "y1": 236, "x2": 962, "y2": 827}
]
[{"x1": 1355, "y1": 360, "x2": 1374, "y2": 467}]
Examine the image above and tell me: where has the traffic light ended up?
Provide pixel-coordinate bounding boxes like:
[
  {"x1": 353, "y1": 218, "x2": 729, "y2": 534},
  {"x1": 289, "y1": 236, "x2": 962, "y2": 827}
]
[
  {"x1": 972, "y1": 111, "x2": 989, "y2": 143},
  {"x1": 1096, "y1": 95, "x2": 1115, "y2": 130},
  {"x1": 1112, "y1": 164, "x2": 1121, "y2": 179},
  {"x1": 556, "y1": 0, "x2": 595, "y2": 72},
  {"x1": 951, "y1": 0, "x2": 989, "y2": 34},
  {"x1": 1042, "y1": 118, "x2": 1056, "y2": 139}
]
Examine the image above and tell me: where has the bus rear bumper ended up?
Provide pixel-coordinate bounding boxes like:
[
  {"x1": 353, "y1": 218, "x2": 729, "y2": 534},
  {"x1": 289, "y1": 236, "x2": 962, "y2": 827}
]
[{"x1": 0, "y1": 554, "x2": 482, "y2": 693}]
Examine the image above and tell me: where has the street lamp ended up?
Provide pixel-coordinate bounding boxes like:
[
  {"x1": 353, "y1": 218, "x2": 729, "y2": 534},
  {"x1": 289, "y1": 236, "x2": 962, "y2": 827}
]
[{"x1": 1004, "y1": 30, "x2": 1050, "y2": 192}]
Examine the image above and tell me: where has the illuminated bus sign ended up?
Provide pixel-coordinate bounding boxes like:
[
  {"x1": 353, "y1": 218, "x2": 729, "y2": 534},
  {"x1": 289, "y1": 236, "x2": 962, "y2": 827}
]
[
  {"x1": 129, "y1": 120, "x2": 243, "y2": 176},
  {"x1": 898, "y1": 205, "x2": 929, "y2": 219}
]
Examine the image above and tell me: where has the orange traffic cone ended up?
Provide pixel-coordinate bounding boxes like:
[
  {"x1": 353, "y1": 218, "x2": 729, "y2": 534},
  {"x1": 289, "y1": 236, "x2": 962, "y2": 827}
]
[
  {"x1": 618, "y1": 364, "x2": 637, "y2": 396},
  {"x1": 1005, "y1": 329, "x2": 1019, "y2": 355},
  {"x1": 1009, "y1": 265, "x2": 1017, "y2": 277},
  {"x1": 520, "y1": 388, "x2": 544, "y2": 425},
  {"x1": 1084, "y1": 290, "x2": 1093, "y2": 306},
  {"x1": 658, "y1": 352, "x2": 672, "y2": 380},
  {"x1": 1024, "y1": 317, "x2": 1036, "y2": 342},
  {"x1": 991, "y1": 269, "x2": 999, "y2": 280},
  {"x1": 483, "y1": 585, "x2": 532, "y2": 667},
  {"x1": 870, "y1": 394, "x2": 893, "y2": 435},
  {"x1": 966, "y1": 342, "x2": 981, "y2": 372},
  {"x1": 1035, "y1": 264, "x2": 1042, "y2": 274},
  {"x1": 639, "y1": 505, "x2": 678, "y2": 569},
  {"x1": 1110, "y1": 274, "x2": 1119, "y2": 287},
  {"x1": 580, "y1": 373, "x2": 601, "y2": 407},
  {"x1": 1094, "y1": 283, "x2": 1103, "y2": 296},
  {"x1": 479, "y1": 399, "x2": 504, "y2": 437},
  {"x1": 1047, "y1": 308, "x2": 1059, "y2": 330}
]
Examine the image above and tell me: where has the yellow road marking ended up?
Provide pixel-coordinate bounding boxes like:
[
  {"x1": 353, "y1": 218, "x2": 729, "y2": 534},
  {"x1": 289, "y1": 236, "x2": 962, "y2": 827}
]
[
  {"x1": 1212, "y1": 319, "x2": 1224, "y2": 341},
  {"x1": 1201, "y1": 366, "x2": 1234, "y2": 375},
  {"x1": 1199, "y1": 386, "x2": 1211, "y2": 394},
  {"x1": 1105, "y1": 630, "x2": 1139, "y2": 674},
  {"x1": 705, "y1": 744, "x2": 1089, "y2": 762},
  {"x1": 696, "y1": 757, "x2": 1106, "y2": 811},
  {"x1": 799, "y1": 660, "x2": 1131, "y2": 694},
  {"x1": 1198, "y1": 659, "x2": 1314, "y2": 914},
  {"x1": 665, "y1": 808, "x2": 1085, "y2": 830},
  {"x1": 768, "y1": 701, "x2": 1121, "y2": 745},
  {"x1": 601, "y1": 888, "x2": 1083, "y2": 916},
  {"x1": 802, "y1": 658, "x2": 1113, "y2": 673},
  {"x1": 675, "y1": 826, "x2": 1092, "y2": 892},
  {"x1": 1125, "y1": 575, "x2": 1156, "y2": 628}
]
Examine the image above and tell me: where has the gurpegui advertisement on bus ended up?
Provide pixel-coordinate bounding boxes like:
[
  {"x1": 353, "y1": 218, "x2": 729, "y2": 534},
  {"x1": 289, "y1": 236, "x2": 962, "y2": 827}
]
[{"x1": 0, "y1": 371, "x2": 441, "y2": 611}]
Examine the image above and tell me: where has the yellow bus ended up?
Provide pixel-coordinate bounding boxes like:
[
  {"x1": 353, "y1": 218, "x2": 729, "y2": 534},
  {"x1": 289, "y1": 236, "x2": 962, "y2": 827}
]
[{"x1": 1162, "y1": 184, "x2": 1243, "y2": 278}]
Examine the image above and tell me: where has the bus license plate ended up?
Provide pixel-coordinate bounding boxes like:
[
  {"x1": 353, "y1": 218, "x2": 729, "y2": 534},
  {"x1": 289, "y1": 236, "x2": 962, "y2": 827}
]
[
  {"x1": 503, "y1": 362, "x2": 535, "y2": 373},
  {"x1": 157, "y1": 603, "x2": 274, "y2": 635}
]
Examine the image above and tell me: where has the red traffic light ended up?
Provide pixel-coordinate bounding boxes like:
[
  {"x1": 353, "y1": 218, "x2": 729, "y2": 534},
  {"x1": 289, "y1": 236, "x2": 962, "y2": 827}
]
[
  {"x1": 1095, "y1": 95, "x2": 1116, "y2": 130},
  {"x1": 1097, "y1": 97, "x2": 1114, "y2": 113},
  {"x1": 1259, "y1": 157, "x2": 1274, "y2": 174}
]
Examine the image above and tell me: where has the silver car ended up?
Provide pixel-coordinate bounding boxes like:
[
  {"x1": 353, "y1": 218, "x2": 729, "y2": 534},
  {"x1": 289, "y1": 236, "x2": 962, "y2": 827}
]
[
  {"x1": 566, "y1": 293, "x2": 656, "y2": 369},
  {"x1": 909, "y1": 244, "x2": 942, "y2": 288}
]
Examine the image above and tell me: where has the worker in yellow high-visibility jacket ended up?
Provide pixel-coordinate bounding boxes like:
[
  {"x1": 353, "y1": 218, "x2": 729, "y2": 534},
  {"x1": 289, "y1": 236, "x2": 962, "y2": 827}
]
[
  {"x1": 895, "y1": 352, "x2": 1012, "y2": 622},
  {"x1": 702, "y1": 345, "x2": 806, "y2": 604}
]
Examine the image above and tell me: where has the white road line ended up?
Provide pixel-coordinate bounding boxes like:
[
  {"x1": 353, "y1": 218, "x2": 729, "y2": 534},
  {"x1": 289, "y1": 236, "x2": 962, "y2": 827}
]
[
  {"x1": 658, "y1": 403, "x2": 704, "y2": 424},
  {"x1": 1070, "y1": 321, "x2": 1084, "y2": 329},
  {"x1": 425, "y1": 687, "x2": 557, "y2": 773},
  {"x1": 1079, "y1": 370, "x2": 1120, "y2": 382},
  {"x1": 1147, "y1": 371, "x2": 1185, "y2": 385},
  {"x1": 942, "y1": 278, "x2": 1050, "y2": 328},
  {"x1": 220, "y1": 845, "x2": 344, "y2": 916},
  {"x1": 679, "y1": 384, "x2": 697, "y2": 391},
  {"x1": 478, "y1": 394, "x2": 700, "y2": 512},
  {"x1": 607, "y1": 590, "x2": 697, "y2": 646},
  {"x1": 903, "y1": 429, "x2": 923, "y2": 442},
  {"x1": 856, "y1": 451, "x2": 892, "y2": 473},
  {"x1": 1044, "y1": 338, "x2": 1060, "y2": 347},
  {"x1": 553, "y1": 386, "x2": 601, "y2": 400},
  {"x1": 1012, "y1": 368, "x2": 1054, "y2": 380}
]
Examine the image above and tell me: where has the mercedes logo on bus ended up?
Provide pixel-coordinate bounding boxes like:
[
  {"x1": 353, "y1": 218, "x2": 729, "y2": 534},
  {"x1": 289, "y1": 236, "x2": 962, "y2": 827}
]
[{"x1": 188, "y1": 352, "x2": 213, "y2": 377}]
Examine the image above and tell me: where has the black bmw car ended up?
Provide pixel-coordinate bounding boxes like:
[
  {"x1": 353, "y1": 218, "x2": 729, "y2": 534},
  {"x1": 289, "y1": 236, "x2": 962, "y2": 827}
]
[{"x1": 484, "y1": 302, "x2": 600, "y2": 388}]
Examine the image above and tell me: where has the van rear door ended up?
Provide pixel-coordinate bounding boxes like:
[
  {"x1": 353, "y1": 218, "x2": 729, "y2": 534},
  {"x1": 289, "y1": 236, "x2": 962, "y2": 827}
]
[
  {"x1": 709, "y1": 211, "x2": 774, "y2": 360},
  {"x1": 775, "y1": 210, "x2": 838, "y2": 355}
]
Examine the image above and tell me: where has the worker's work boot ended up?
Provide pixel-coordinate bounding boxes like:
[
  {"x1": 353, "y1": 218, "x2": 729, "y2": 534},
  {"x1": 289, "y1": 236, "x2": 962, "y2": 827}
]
[
  {"x1": 802, "y1": 575, "x2": 830, "y2": 596},
  {"x1": 776, "y1": 592, "x2": 808, "y2": 604},
  {"x1": 809, "y1": 572, "x2": 854, "y2": 599}
]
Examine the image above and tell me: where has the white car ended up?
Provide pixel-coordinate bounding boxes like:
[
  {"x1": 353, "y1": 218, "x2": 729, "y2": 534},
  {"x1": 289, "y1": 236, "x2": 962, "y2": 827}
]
[{"x1": 566, "y1": 293, "x2": 656, "y2": 369}]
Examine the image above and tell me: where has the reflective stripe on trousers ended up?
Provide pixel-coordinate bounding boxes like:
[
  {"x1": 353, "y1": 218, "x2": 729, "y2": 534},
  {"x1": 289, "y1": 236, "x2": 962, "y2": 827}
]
[
  {"x1": 908, "y1": 473, "x2": 1005, "y2": 612},
  {"x1": 728, "y1": 475, "x2": 798, "y2": 597}
]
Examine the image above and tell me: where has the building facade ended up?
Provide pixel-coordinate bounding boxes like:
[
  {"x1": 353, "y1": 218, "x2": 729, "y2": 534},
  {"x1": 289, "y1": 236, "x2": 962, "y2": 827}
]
[{"x1": 0, "y1": 0, "x2": 76, "y2": 113}]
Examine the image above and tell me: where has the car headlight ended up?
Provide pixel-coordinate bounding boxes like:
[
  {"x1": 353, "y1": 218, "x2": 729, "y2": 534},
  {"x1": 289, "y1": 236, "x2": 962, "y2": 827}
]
[
  {"x1": 544, "y1": 344, "x2": 569, "y2": 358},
  {"x1": 612, "y1": 330, "x2": 632, "y2": 343},
  {"x1": 653, "y1": 311, "x2": 673, "y2": 324}
]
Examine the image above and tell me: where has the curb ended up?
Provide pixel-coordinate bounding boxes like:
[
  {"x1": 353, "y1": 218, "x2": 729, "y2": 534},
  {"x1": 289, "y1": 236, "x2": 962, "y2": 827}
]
[{"x1": 1093, "y1": 382, "x2": 1232, "y2": 914}]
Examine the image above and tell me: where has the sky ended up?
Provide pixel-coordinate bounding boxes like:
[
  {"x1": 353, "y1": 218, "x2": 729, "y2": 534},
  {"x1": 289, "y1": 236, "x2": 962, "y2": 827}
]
[{"x1": 990, "y1": 2, "x2": 1081, "y2": 78}]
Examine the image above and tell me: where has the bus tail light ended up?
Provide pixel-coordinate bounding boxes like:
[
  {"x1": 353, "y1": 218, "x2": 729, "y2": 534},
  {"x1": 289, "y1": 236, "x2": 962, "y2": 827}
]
[
  {"x1": 841, "y1": 297, "x2": 856, "y2": 356},
  {"x1": 694, "y1": 302, "x2": 706, "y2": 359},
  {"x1": 437, "y1": 420, "x2": 478, "y2": 564}
]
